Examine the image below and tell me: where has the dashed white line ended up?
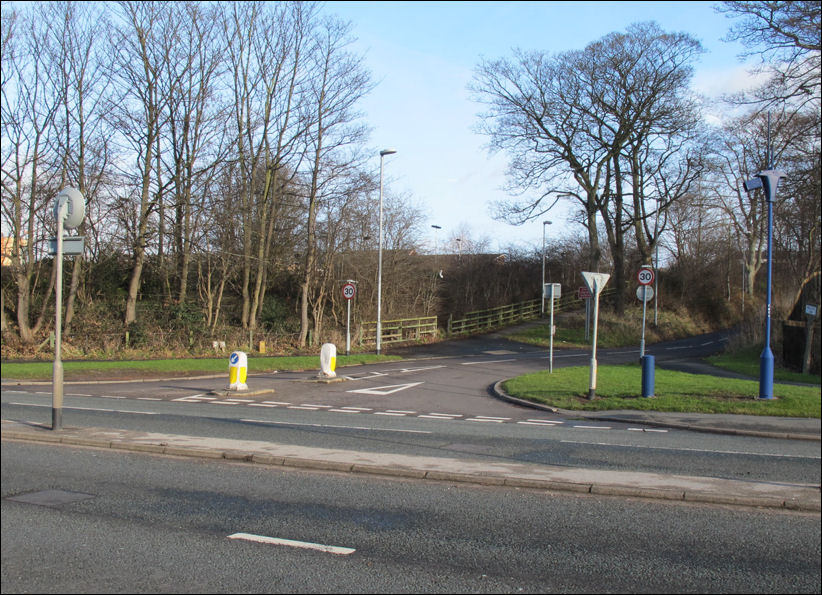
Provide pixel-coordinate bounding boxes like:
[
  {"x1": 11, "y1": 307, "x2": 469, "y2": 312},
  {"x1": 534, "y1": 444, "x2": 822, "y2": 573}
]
[
  {"x1": 227, "y1": 533, "x2": 355, "y2": 555},
  {"x1": 571, "y1": 425, "x2": 612, "y2": 429},
  {"x1": 462, "y1": 359, "x2": 515, "y2": 365}
]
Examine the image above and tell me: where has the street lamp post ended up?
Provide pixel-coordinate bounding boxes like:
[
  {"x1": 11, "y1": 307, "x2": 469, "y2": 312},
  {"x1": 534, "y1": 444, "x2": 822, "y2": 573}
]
[
  {"x1": 376, "y1": 148, "x2": 396, "y2": 355},
  {"x1": 744, "y1": 169, "x2": 785, "y2": 400},
  {"x1": 541, "y1": 220, "x2": 552, "y2": 315}
]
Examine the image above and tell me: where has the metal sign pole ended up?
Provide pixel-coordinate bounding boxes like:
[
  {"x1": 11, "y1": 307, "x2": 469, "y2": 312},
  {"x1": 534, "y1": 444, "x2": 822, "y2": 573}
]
[
  {"x1": 549, "y1": 289, "x2": 555, "y2": 373},
  {"x1": 581, "y1": 272, "x2": 610, "y2": 400},
  {"x1": 640, "y1": 285, "x2": 648, "y2": 358},
  {"x1": 52, "y1": 216, "x2": 64, "y2": 431},
  {"x1": 346, "y1": 298, "x2": 351, "y2": 356}
]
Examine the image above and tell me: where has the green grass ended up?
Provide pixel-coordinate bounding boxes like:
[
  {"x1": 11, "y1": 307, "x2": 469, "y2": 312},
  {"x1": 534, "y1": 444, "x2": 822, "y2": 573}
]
[
  {"x1": 707, "y1": 346, "x2": 821, "y2": 385},
  {"x1": 502, "y1": 364, "x2": 821, "y2": 418},
  {"x1": 0, "y1": 354, "x2": 400, "y2": 381}
]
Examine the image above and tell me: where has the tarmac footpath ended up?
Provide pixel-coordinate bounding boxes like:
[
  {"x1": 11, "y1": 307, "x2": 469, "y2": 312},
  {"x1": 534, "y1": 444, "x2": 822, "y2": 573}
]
[{"x1": 2, "y1": 419, "x2": 819, "y2": 513}]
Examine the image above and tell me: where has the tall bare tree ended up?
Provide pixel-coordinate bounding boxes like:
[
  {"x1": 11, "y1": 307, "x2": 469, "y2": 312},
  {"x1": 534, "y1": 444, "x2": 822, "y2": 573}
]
[
  {"x1": 1, "y1": 5, "x2": 62, "y2": 344},
  {"x1": 472, "y1": 22, "x2": 704, "y2": 311},
  {"x1": 297, "y1": 15, "x2": 372, "y2": 347},
  {"x1": 106, "y1": 1, "x2": 174, "y2": 326}
]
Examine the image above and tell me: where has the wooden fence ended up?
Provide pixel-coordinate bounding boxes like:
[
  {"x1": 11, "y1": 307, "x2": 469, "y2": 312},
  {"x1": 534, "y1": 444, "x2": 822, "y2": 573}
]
[
  {"x1": 359, "y1": 316, "x2": 439, "y2": 345},
  {"x1": 360, "y1": 287, "x2": 615, "y2": 346},
  {"x1": 446, "y1": 299, "x2": 541, "y2": 335}
]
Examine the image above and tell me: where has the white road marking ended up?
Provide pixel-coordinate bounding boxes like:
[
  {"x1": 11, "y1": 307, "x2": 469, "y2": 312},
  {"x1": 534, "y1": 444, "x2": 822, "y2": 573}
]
[
  {"x1": 347, "y1": 382, "x2": 423, "y2": 396},
  {"x1": 571, "y1": 425, "x2": 612, "y2": 429},
  {"x1": 462, "y1": 359, "x2": 514, "y2": 365},
  {"x1": 239, "y1": 419, "x2": 431, "y2": 434},
  {"x1": 228, "y1": 533, "x2": 355, "y2": 555},
  {"x1": 561, "y1": 439, "x2": 822, "y2": 459}
]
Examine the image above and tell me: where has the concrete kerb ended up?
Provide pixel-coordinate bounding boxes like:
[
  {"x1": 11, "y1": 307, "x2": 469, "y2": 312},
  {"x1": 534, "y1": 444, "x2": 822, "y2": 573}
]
[{"x1": 2, "y1": 421, "x2": 819, "y2": 513}]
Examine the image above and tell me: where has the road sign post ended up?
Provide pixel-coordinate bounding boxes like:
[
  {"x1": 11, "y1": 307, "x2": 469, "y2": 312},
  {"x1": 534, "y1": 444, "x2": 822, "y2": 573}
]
[
  {"x1": 578, "y1": 286, "x2": 591, "y2": 341},
  {"x1": 51, "y1": 188, "x2": 85, "y2": 431},
  {"x1": 581, "y1": 272, "x2": 610, "y2": 400},
  {"x1": 544, "y1": 283, "x2": 561, "y2": 373},
  {"x1": 342, "y1": 281, "x2": 356, "y2": 355},
  {"x1": 637, "y1": 267, "x2": 654, "y2": 358}
]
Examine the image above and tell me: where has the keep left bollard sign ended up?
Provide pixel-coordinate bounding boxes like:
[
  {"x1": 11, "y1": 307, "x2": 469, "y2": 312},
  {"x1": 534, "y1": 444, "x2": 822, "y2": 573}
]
[{"x1": 228, "y1": 351, "x2": 248, "y2": 390}]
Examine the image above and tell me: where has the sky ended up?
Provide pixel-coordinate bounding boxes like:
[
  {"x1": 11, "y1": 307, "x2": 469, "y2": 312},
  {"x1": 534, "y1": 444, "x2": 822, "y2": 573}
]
[{"x1": 318, "y1": 0, "x2": 761, "y2": 254}]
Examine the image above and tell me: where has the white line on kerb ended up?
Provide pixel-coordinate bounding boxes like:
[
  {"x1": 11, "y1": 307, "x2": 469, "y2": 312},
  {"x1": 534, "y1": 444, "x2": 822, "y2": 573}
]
[{"x1": 228, "y1": 532, "x2": 355, "y2": 555}]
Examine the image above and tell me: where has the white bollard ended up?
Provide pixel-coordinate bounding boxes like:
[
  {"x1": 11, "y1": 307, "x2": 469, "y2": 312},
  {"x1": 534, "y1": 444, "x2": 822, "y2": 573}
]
[
  {"x1": 320, "y1": 343, "x2": 337, "y2": 378},
  {"x1": 228, "y1": 351, "x2": 248, "y2": 390}
]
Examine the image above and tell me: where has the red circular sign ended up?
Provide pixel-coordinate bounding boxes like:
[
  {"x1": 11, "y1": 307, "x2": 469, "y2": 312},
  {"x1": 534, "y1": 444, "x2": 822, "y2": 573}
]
[
  {"x1": 342, "y1": 282, "x2": 356, "y2": 300},
  {"x1": 637, "y1": 267, "x2": 655, "y2": 286}
]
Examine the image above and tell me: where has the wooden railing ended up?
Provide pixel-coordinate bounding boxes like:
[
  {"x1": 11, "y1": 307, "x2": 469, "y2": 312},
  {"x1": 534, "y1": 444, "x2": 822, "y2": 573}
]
[
  {"x1": 447, "y1": 299, "x2": 541, "y2": 335},
  {"x1": 360, "y1": 286, "x2": 617, "y2": 345},
  {"x1": 360, "y1": 316, "x2": 439, "y2": 345}
]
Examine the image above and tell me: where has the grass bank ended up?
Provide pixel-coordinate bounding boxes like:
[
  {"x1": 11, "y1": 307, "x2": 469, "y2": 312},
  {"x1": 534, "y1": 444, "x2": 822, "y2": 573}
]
[
  {"x1": 502, "y1": 364, "x2": 821, "y2": 418},
  {"x1": 0, "y1": 353, "x2": 400, "y2": 382}
]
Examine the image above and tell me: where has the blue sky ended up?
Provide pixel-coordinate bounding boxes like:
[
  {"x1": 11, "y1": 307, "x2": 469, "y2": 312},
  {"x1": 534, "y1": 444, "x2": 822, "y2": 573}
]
[{"x1": 320, "y1": 1, "x2": 760, "y2": 254}]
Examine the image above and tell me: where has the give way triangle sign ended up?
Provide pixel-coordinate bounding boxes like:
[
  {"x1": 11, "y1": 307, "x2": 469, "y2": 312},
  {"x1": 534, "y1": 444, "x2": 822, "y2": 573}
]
[{"x1": 581, "y1": 272, "x2": 610, "y2": 296}]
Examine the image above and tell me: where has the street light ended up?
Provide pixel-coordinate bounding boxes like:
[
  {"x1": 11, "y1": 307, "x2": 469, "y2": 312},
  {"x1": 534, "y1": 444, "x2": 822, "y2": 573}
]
[
  {"x1": 376, "y1": 148, "x2": 396, "y2": 355},
  {"x1": 541, "y1": 220, "x2": 552, "y2": 315},
  {"x1": 431, "y1": 225, "x2": 441, "y2": 273},
  {"x1": 743, "y1": 169, "x2": 785, "y2": 400}
]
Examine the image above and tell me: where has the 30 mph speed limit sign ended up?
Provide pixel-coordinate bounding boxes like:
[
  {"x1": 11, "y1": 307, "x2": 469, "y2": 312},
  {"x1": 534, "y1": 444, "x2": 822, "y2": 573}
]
[
  {"x1": 342, "y1": 282, "x2": 356, "y2": 300},
  {"x1": 637, "y1": 267, "x2": 655, "y2": 286}
]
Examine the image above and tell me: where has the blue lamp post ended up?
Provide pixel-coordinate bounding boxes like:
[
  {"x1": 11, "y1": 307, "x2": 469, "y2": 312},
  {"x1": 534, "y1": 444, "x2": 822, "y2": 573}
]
[{"x1": 743, "y1": 170, "x2": 785, "y2": 400}]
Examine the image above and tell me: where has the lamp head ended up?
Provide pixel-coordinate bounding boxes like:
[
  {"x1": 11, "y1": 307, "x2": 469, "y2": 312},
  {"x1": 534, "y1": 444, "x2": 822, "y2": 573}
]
[{"x1": 380, "y1": 149, "x2": 397, "y2": 157}]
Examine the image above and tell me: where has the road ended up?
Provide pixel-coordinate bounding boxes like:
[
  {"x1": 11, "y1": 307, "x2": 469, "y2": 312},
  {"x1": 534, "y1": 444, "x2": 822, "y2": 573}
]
[
  {"x1": 1, "y1": 331, "x2": 819, "y2": 485},
  {"x1": 2, "y1": 330, "x2": 820, "y2": 592},
  {"x1": 2, "y1": 441, "x2": 820, "y2": 594}
]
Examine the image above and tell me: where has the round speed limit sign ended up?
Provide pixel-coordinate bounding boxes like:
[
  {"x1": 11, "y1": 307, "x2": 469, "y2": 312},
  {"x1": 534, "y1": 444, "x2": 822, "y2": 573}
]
[
  {"x1": 342, "y1": 282, "x2": 356, "y2": 300},
  {"x1": 637, "y1": 267, "x2": 655, "y2": 286}
]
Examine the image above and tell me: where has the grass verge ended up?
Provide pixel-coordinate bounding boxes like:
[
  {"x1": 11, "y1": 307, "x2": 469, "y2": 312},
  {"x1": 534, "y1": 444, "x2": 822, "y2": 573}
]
[
  {"x1": 502, "y1": 364, "x2": 821, "y2": 418},
  {"x1": 0, "y1": 354, "x2": 400, "y2": 382}
]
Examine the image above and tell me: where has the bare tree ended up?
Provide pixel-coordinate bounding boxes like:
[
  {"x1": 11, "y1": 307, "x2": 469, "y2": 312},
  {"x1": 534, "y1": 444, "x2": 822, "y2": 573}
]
[
  {"x1": 717, "y1": 0, "x2": 821, "y2": 112},
  {"x1": 40, "y1": 1, "x2": 111, "y2": 333},
  {"x1": 472, "y1": 22, "x2": 704, "y2": 312},
  {"x1": 297, "y1": 15, "x2": 372, "y2": 347},
  {"x1": 106, "y1": 1, "x2": 175, "y2": 326},
  {"x1": 1, "y1": 6, "x2": 62, "y2": 344},
  {"x1": 159, "y1": 1, "x2": 228, "y2": 304}
]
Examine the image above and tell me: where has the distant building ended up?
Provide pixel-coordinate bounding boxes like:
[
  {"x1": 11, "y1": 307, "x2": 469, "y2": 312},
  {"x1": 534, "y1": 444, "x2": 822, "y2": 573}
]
[{"x1": 1, "y1": 236, "x2": 26, "y2": 267}]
